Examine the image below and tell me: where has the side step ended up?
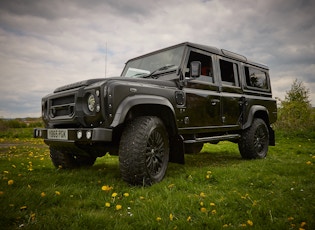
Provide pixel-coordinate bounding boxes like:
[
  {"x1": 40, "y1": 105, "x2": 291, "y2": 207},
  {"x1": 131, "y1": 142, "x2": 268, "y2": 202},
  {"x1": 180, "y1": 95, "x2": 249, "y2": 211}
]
[{"x1": 183, "y1": 134, "x2": 240, "y2": 144}]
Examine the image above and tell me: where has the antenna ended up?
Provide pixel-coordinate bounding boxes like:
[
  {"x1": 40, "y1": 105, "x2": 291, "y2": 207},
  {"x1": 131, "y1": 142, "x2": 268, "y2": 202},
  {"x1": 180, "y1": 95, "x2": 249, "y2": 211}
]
[{"x1": 105, "y1": 42, "x2": 107, "y2": 78}]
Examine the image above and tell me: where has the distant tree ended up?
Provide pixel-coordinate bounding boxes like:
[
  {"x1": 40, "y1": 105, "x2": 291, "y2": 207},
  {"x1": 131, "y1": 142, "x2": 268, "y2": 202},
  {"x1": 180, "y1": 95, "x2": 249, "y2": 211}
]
[{"x1": 277, "y1": 79, "x2": 313, "y2": 132}]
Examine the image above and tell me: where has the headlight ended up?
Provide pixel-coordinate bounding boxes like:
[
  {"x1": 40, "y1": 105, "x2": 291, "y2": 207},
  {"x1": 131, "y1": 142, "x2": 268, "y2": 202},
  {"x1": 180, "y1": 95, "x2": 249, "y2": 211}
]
[{"x1": 87, "y1": 94, "x2": 96, "y2": 112}]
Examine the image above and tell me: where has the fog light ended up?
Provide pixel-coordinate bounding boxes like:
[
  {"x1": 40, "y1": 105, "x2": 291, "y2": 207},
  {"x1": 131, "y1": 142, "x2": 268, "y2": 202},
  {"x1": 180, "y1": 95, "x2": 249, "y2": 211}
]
[
  {"x1": 86, "y1": 130, "x2": 92, "y2": 139},
  {"x1": 77, "y1": 131, "x2": 82, "y2": 139}
]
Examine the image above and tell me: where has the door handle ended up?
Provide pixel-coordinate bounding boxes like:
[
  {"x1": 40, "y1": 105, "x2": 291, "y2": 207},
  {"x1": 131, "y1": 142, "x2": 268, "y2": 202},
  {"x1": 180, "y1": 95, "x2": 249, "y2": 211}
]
[{"x1": 211, "y1": 99, "x2": 220, "y2": 106}]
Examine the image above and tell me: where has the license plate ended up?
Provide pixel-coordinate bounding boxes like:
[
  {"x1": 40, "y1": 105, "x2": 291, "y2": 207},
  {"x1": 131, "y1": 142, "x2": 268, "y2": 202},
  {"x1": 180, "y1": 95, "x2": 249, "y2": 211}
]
[{"x1": 47, "y1": 129, "x2": 68, "y2": 140}]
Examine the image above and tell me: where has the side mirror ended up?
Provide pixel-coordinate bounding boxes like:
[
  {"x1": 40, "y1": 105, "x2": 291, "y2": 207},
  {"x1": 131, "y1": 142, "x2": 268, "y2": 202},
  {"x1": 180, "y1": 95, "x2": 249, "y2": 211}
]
[{"x1": 190, "y1": 61, "x2": 201, "y2": 78}]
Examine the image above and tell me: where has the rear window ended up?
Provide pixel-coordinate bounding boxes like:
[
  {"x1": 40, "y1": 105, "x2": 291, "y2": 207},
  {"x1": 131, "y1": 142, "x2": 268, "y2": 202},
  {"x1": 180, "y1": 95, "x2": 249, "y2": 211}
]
[{"x1": 244, "y1": 66, "x2": 268, "y2": 89}]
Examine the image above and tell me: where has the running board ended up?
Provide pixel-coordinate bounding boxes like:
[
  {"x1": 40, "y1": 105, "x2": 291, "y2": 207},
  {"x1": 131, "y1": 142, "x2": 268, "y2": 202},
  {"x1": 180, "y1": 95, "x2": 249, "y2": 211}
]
[{"x1": 183, "y1": 134, "x2": 241, "y2": 144}]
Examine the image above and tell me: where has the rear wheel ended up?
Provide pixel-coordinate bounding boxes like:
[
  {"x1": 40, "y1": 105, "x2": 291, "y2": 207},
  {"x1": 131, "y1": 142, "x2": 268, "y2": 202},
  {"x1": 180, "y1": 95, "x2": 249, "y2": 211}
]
[
  {"x1": 238, "y1": 118, "x2": 269, "y2": 159},
  {"x1": 119, "y1": 116, "x2": 169, "y2": 186}
]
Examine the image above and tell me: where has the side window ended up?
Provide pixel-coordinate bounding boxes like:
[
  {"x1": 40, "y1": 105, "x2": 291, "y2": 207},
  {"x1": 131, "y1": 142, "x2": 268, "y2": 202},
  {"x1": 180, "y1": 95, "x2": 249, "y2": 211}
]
[
  {"x1": 219, "y1": 59, "x2": 239, "y2": 86},
  {"x1": 186, "y1": 51, "x2": 214, "y2": 83},
  {"x1": 245, "y1": 66, "x2": 268, "y2": 89}
]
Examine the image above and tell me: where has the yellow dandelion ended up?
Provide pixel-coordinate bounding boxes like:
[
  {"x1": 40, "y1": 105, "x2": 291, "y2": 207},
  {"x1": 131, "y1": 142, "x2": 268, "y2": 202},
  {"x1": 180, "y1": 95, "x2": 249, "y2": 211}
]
[
  {"x1": 102, "y1": 185, "x2": 113, "y2": 191},
  {"x1": 247, "y1": 220, "x2": 253, "y2": 226},
  {"x1": 112, "y1": 192, "x2": 118, "y2": 198},
  {"x1": 312, "y1": 156, "x2": 315, "y2": 159},
  {"x1": 300, "y1": 222, "x2": 307, "y2": 227},
  {"x1": 55, "y1": 191, "x2": 61, "y2": 196},
  {"x1": 168, "y1": 184, "x2": 175, "y2": 189},
  {"x1": 169, "y1": 213, "x2": 174, "y2": 221},
  {"x1": 123, "y1": 193, "x2": 129, "y2": 197},
  {"x1": 140, "y1": 196, "x2": 145, "y2": 200},
  {"x1": 30, "y1": 213, "x2": 36, "y2": 221},
  {"x1": 211, "y1": 210, "x2": 217, "y2": 215},
  {"x1": 3, "y1": 171, "x2": 9, "y2": 174},
  {"x1": 20, "y1": 206, "x2": 27, "y2": 211},
  {"x1": 306, "y1": 161, "x2": 312, "y2": 165},
  {"x1": 223, "y1": 224, "x2": 229, "y2": 228},
  {"x1": 206, "y1": 175, "x2": 210, "y2": 179},
  {"x1": 200, "y1": 201, "x2": 204, "y2": 206},
  {"x1": 8, "y1": 180, "x2": 14, "y2": 185},
  {"x1": 105, "y1": 202, "x2": 111, "y2": 207},
  {"x1": 207, "y1": 171, "x2": 212, "y2": 174},
  {"x1": 156, "y1": 217, "x2": 162, "y2": 222},
  {"x1": 187, "y1": 216, "x2": 192, "y2": 222},
  {"x1": 28, "y1": 184, "x2": 32, "y2": 189},
  {"x1": 200, "y1": 207, "x2": 207, "y2": 213},
  {"x1": 41, "y1": 192, "x2": 46, "y2": 197},
  {"x1": 210, "y1": 202, "x2": 215, "y2": 206},
  {"x1": 116, "y1": 204, "x2": 122, "y2": 210},
  {"x1": 200, "y1": 192, "x2": 206, "y2": 198},
  {"x1": 288, "y1": 217, "x2": 294, "y2": 221}
]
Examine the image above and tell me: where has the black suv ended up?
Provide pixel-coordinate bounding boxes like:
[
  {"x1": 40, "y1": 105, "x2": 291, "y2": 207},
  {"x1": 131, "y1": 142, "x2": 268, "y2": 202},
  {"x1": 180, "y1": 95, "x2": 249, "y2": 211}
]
[{"x1": 34, "y1": 42, "x2": 277, "y2": 185}]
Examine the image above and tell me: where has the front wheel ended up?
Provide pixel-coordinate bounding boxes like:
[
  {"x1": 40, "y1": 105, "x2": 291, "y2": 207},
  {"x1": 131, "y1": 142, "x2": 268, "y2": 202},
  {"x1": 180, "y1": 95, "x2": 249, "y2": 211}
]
[
  {"x1": 119, "y1": 116, "x2": 169, "y2": 186},
  {"x1": 238, "y1": 118, "x2": 269, "y2": 159}
]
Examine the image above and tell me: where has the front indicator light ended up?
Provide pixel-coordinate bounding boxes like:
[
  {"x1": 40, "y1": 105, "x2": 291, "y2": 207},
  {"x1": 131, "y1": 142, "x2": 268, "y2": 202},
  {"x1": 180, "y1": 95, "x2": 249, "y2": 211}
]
[
  {"x1": 77, "y1": 131, "x2": 82, "y2": 139},
  {"x1": 86, "y1": 130, "x2": 92, "y2": 139}
]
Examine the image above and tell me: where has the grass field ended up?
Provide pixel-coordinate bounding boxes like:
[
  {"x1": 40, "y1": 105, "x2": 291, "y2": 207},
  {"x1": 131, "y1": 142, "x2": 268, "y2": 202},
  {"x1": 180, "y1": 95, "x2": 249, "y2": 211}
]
[{"x1": 0, "y1": 131, "x2": 314, "y2": 229}]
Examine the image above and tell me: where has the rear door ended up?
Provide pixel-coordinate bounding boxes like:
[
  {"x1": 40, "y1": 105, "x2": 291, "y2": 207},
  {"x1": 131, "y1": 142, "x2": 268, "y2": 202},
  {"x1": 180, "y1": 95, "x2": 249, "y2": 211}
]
[{"x1": 217, "y1": 57, "x2": 243, "y2": 127}]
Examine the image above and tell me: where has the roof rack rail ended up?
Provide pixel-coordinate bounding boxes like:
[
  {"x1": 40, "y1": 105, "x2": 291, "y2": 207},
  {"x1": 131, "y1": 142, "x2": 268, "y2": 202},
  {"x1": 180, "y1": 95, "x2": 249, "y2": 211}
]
[{"x1": 221, "y1": 49, "x2": 247, "y2": 62}]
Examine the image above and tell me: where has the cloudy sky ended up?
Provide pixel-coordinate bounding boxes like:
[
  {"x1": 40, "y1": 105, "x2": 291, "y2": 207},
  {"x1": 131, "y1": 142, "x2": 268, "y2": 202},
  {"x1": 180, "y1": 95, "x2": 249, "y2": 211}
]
[{"x1": 0, "y1": 0, "x2": 314, "y2": 118}]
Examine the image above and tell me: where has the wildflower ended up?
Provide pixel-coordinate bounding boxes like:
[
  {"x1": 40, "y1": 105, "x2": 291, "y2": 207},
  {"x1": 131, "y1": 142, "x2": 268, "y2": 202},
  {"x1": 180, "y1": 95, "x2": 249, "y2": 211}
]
[
  {"x1": 211, "y1": 210, "x2": 217, "y2": 215},
  {"x1": 306, "y1": 161, "x2": 312, "y2": 165},
  {"x1": 169, "y1": 213, "x2": 174, "y2": 221},
  {"x1": 30, "y1": 212, "x2": 36, "y2": 221},
  {"x1": 20, "y1": 206, "x2": 27, "y2": 211},
  {"x1": 0, "y1": 191, "x2": 4, "y2": 196},
  {"x1": 199, "y1": 192, "x2": 206, "y2": 198},
  {"x1": 105, "y1": 202, "x2": 111, "y2": 207},
  {"x1": 102, "y1": 185, "x2": 113, "y2": 191},
  {"x1": 168, "y1": 184, "x2": 175, "y2": 189},
  {"x1": 200, "y1": 201, "x2": 204, "y2": 206},
  {"x1": 116, "y1": 204, "x2": 122, "y2": 210},
  {"x1": 210, "y1": 202, "x2": 215, "y2": 206},
  {"x1": 187, "y1": 216, "x2": 192, "y2": 222},
  {"x1": 28, "y1": 185, "x2": 31, "y2": 189},
  {"x1": 156, "y1": 217, "x2": 162, "y2": 222},
  {"x1": 140, "y1": 196, "x2": 145, "y2": 200},
  {"x1": 123, "y1": 193, "x2": 129, "y2": 197},
  {"x1": 55, "y1": 191, "x2": 61, "y2": 196},
  {"x1": 223, "y1": 224, "x2": 229, "y2": 228},
  {"x1": 300, "y1": 222, "x2": 307, "y2": 227},
  {"x1": 8, "y1": 180, "x2": 14, "y2": 185},
  {"x1": 3, "y1": 171, "x2": 9, "y2": 174},
  {"x1": 200, "y1": 207, "x2": 207, "y2": 213},
  {"x1": 111, "y1": 192, "x2": 118, "y2": 198},
  {"x1": 41, "y1": 192, "x2": 46, "y2": 197},
  {"x1": 247, "y1": 220, "x2": 253, "y2": 226},
  {"x1": 288, "y1": 217, "x2": 294, "y2": 221}
]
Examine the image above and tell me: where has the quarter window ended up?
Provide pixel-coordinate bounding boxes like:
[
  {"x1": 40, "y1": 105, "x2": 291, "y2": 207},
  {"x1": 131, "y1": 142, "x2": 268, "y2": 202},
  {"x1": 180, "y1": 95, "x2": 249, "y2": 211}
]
[
  {"x1": 219, "y1": 59, "x2": 239, "y2": 86},
  {"x1": 245, "y1": 66, "x2": 268, "y2": 89}
]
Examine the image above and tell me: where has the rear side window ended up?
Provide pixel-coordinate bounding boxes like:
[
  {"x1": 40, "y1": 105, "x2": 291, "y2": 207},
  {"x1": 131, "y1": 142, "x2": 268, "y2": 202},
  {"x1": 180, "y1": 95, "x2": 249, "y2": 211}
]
[
  {"x1": 219, "y1": 59, "x2": 239, "y2": 86},
  {"x1": 244, "y1": 66, "x2": 268, "y2": 89}
]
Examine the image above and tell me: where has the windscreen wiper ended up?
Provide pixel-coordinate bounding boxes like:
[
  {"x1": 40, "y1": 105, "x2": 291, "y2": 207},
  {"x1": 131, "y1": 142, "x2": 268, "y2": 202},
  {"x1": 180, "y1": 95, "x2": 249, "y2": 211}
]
[{"x1": 143, "y1": 64, "x2": 177, "y2": 79}]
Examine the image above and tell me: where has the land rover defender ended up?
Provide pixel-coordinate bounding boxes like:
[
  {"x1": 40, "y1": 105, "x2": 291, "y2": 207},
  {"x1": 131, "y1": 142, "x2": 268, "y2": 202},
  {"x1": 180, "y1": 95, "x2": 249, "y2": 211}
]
[{"x1": 34, "y1": 42, "x2": 277, "y2": 185}]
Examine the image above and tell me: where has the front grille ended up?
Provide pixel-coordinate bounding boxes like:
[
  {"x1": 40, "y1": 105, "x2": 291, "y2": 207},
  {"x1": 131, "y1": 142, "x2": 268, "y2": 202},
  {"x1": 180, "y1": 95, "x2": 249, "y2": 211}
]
[{"x1": 50, "y1": 94, "x2": 75, "y2": 118}]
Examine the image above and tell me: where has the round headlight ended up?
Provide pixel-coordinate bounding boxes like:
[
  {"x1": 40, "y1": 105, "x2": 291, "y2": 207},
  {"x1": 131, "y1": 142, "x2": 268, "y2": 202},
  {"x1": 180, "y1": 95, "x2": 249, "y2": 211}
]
[{"x1": 87, "y1": 94, "x2": 96, "y2": 112}]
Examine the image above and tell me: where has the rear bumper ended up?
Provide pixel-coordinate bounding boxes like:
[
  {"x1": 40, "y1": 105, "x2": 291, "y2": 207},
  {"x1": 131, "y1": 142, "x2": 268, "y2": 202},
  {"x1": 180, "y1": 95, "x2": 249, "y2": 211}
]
[{"x1": 33, "y1": 127, "x2": 113, "y2": 144}]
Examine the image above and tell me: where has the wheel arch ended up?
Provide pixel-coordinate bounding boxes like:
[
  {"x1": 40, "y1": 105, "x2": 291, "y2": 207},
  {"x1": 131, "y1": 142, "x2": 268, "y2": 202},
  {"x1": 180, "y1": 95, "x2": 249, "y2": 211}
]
[{"x1": 111, "y1": 95, "x2": 185, "y2": 164}]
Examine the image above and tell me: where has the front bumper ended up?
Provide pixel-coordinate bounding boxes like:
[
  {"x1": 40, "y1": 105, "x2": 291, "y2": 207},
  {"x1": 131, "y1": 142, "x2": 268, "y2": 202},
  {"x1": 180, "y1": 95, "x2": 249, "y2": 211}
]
[{"x1": 33, "y1": 127, "x2": 113, "y2": 144}]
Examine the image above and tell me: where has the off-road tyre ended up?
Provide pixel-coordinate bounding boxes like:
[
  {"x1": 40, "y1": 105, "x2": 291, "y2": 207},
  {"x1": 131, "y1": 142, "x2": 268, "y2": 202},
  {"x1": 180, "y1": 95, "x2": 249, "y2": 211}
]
[
  {"x1": 119, "y1": 116, "x2": 169, "y2": 186},
  {"x1": 50, "y1": 147, "x2": 96, "y2": 169},
  {"x1": 238, "y1": 118, "x2": 269, "y2": 159}
]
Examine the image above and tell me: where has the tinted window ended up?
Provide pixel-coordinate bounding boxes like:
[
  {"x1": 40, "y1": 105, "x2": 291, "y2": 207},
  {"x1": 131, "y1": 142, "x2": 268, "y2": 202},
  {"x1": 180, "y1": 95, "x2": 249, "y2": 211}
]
[
  {"x1": 219, "y1": 59, "x2": 239, "y2": 86},
  {"x1": 245, "y1": 66, "x2": 268, "y2": 89},
  {"x1": 186, "y1": 51, "x2": 214, "y2": 83}
]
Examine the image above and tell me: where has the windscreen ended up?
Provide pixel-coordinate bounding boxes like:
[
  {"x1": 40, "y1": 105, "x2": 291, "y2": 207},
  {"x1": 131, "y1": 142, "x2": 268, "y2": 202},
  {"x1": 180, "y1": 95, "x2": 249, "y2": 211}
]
[{"x1": 121, "y1": 45, "x2": 185, "y2": 77}]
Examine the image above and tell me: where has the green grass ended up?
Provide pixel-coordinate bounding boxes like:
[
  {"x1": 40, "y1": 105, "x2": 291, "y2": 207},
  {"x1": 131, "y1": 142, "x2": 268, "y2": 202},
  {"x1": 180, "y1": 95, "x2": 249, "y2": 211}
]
[{"x1": 0, "y1": 134, "x2": 314, "y2": 229}]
